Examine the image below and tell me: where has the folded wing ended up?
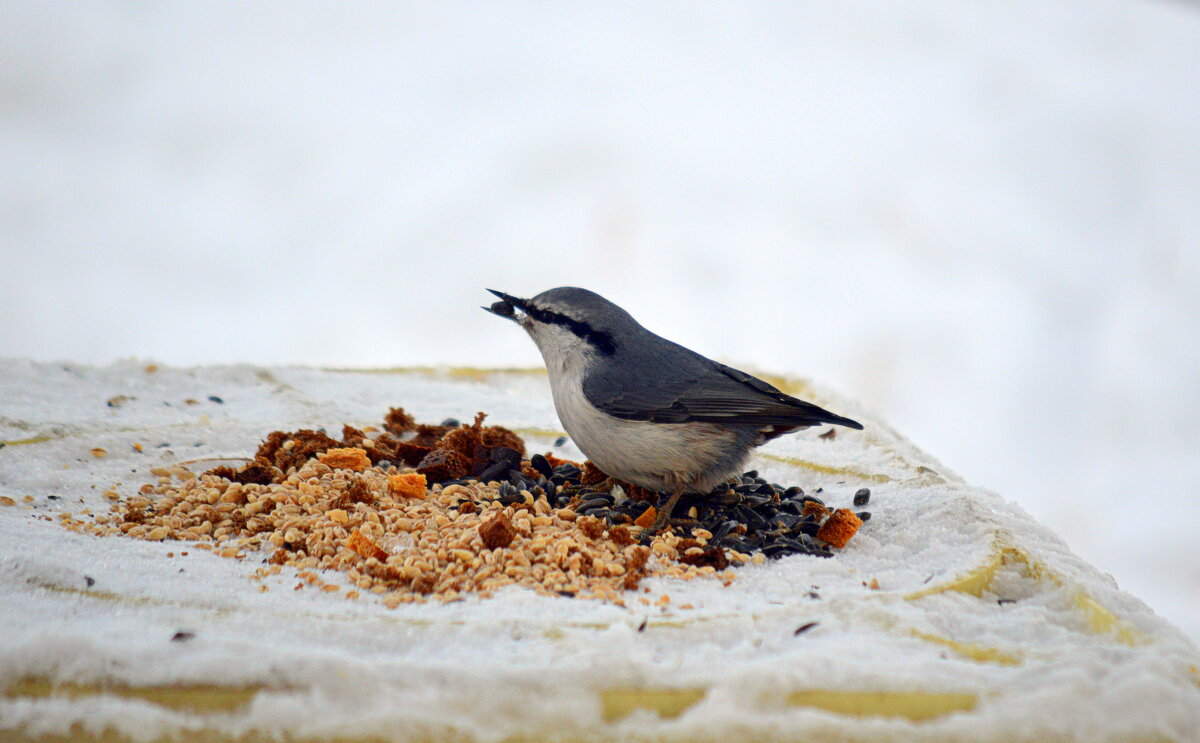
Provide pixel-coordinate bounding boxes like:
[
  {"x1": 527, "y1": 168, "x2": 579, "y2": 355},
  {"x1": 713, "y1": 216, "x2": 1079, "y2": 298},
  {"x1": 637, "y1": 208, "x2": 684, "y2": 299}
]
[{"x1": 584, "y1": 358, "x2": 863, "y2": 430}]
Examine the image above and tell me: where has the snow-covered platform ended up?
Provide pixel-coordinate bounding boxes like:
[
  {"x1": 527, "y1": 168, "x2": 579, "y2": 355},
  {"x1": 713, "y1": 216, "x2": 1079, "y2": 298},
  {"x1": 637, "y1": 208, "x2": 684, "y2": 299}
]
[{"x1": 1, "y1": 360, "x2": 1197, "y2": 742}]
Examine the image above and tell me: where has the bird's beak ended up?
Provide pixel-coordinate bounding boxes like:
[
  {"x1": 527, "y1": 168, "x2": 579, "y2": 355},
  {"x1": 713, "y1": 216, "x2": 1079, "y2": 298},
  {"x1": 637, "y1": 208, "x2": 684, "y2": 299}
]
[{"x1": 481, "y1": 289, "x2": 529, "y2": 324}]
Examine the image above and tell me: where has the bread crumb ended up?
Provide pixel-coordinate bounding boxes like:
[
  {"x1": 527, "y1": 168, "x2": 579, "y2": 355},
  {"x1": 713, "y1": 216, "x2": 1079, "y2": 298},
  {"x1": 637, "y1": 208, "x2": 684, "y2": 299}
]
[
  {"x1": 817, "y1": 508, "x2": 863, "y2": 549},
  {"x1": 633, "y1": 505, "x2": 657, "y2": 528},
  {"x1": 317, "y1": 447, "x2": 371, "y2": 472},
  {"x1": 479, "y1": 511, "x2": 517, "y2": 550},
  {"x1": 347, "y1": 530, "x2": 388, "y2": 560},
  {"x1": 388, "y1": 472, "x2": 427, "y2": 499},
  {"x1": 802, "y1": 500, "x2": 831, "y2": 521}
]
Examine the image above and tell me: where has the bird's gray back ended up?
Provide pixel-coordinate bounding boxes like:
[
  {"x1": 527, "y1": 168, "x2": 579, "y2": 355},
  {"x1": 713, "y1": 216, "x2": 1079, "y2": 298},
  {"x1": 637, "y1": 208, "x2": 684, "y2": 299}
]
[{"x1": 581, "y1": 326, "x2": 862, "y2": 430}]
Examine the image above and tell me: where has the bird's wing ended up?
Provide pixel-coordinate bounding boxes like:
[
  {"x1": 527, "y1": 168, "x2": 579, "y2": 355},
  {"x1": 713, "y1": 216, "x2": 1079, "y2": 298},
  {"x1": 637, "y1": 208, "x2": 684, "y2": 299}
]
[{"x1": 583, "y1": 358, "x2": 863, "y2": 430}]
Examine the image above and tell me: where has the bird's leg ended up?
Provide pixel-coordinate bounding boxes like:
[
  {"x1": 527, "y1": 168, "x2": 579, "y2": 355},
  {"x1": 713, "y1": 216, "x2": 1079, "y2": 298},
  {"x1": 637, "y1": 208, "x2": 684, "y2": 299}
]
[{"x1": 648, "y1": 482, "x2": 685, "y2": 535}]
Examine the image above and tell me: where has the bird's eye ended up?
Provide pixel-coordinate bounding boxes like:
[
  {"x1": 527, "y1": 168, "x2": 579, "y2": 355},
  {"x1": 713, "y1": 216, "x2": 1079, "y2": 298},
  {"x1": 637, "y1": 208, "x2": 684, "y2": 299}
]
[{"x1": 491, "y1": 300, "x2": 515, "y2": 317}]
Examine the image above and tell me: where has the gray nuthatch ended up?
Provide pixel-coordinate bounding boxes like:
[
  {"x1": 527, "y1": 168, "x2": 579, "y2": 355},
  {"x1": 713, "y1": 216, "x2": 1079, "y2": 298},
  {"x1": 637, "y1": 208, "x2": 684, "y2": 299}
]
[{"x1": 484, "y1": 287, "x2": 862, "y2": 533}]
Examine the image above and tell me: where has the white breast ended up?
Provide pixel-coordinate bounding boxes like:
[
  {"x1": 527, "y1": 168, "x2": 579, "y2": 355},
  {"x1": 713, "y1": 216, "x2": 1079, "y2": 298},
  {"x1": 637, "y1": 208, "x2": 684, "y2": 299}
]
[{"x1": 546, "y1": 357, "x2": 743, "y2": 493}]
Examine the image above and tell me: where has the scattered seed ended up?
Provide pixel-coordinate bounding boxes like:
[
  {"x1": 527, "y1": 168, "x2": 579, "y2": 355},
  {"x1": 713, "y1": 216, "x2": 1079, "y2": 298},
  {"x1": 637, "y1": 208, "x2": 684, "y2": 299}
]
[
  {"x1": 75, "y1": 406, "x2": 870, "y2": 606},
  {"x1": 170, "y1": 631, "x2": 195, "y2": 642},
  {"x1": 853, "y1": 488, "x2": 871, "y2": 507},
  {"x1": 794, "y1": 621, "x2": 819, "y2": 636}
]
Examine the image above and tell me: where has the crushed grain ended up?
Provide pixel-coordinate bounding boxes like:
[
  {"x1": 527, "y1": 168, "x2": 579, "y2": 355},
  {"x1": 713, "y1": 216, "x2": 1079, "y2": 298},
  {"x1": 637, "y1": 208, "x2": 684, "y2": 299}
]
[{"x1": 71, "y1": 405, "x2": 868, "y2": 606}]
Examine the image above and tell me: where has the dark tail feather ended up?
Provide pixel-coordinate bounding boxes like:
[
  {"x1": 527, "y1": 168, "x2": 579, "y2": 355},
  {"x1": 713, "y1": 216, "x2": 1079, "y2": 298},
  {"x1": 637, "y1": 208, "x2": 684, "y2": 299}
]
[
  {"x1": 822, "y1": 411, "x2": 863, "y2": 430},
  {"x1": 794, "y1": 400, "x2": 863, "y2": 430}
]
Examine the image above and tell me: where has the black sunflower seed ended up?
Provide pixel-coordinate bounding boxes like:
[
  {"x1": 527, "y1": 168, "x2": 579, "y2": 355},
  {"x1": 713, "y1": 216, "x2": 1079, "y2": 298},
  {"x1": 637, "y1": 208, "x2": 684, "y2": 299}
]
[
  {"x1": 476, "y1": 461, "x2": 510, "y2": 483},
  {"x1": 580, "y1": 496, "x2": 614, "y2": 511},
  {"x1": 508, "y1": 471, "x2": 534, "y2": 489},
  {"x1": 530, "y1": 454, "x2": 554, "y2": 479},
  {"x1": 853, "y1": 488, "x2": 871, "y2": 507},
  {"x1": 779, "y1": 500, "x2": 805, "y2": 516},
  {"x1": 490, "y1": 446, "x2": 522, "y2": 465},
  {"x1": 797, "y1": 522, "x2": 821, "y2": 538}
]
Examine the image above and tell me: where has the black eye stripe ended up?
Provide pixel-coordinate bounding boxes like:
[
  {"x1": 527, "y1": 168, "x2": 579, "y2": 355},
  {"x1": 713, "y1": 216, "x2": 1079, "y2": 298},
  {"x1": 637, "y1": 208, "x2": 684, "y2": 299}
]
[{"x1": 526, "y1": 304, "x2": 616, "y2": 355}]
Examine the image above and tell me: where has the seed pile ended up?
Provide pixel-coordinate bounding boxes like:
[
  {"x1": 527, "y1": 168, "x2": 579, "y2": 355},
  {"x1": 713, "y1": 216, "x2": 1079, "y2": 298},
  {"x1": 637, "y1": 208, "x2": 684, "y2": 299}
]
[
  {"x1": 568, "y1": 470, "x2": 870, "y2": 560},
  {"x1": 69, "y1": 407, "x2": 869, "y2": 605}
]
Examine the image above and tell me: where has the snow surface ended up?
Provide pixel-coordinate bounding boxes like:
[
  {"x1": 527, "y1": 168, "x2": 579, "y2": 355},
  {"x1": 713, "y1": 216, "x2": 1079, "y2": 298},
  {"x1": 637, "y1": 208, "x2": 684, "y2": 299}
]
[
  {"x1": 1, "y1": 361, "x2": 1197, "y2": 741},
  {"x1": 2, "y1": 1, "x2": 1199, "y2": 648}
]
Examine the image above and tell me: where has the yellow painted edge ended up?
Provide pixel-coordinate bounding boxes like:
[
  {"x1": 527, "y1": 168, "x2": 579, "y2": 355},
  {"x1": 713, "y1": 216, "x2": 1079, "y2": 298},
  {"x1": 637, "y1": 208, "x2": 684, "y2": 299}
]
[
  {"x1": 1072, "y1": 592, "x2": 1139, "y2": 645},
  {"x1": 4, "y1": 678, "x2": 264, "y2": 713},
  {"x1": 601, "y1": 686, "x2": 980, "y2": 724},
  {"x1": 903, "y1": 541, "x2": 1009, "y2": 600},
  {"x1": 757, "y1": 452, "x2": 893, "y2": 483},
  {"x1": 0, "y1": 687, "x2": 985, "y2": 742},
  {"x1": 3, "y1": 678, "x2": 980, "y2": 725},
  {"x1": 904, "y1": 533, "x2": 1143, "y2": 646},
  {"x1": 1004, "y1": 547, "x2": 1141, "y2": 646},
  {"x1": 13, "y1": 682, "x2": 979, "y2": 726},
  {"x1": 512, "y1": 426, "x2": 569, "y2": 439},
  {"x1": 785, "y1": 690, "x2": 978, "y2": 722},
  {"x1": 909, "y1": 630, "x2": 1021, "y2": 666},
  {"x1": 0, "y1": 435, "x2": 54, "y2": 447},
  {"x1": 600, "y1": 687, "x2": 707, "y2": 722}
]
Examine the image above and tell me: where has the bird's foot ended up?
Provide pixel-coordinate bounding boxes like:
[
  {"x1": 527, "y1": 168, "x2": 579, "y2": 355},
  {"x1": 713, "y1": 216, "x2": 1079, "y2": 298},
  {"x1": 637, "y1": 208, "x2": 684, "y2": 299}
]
[
  {"x1": 645, "y1": 487, "x2": 685, "y2": 535},
  {"x1": 645, "y1": 508, "x2": 671, "y2": 535}
]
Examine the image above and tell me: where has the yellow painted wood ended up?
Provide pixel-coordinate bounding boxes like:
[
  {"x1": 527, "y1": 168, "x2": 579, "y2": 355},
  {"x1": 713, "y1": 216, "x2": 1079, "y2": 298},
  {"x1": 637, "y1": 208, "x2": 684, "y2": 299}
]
[
  {"x1": 0, "y1": 435, "x2": 53, "y2": 447},
  {"x1": 904, "y1": 534, "x2": 1142, "y2": 646},
  {"x1": 600, "y1": 687, "x2": 708, "y2": 721},
  {"x1": 756, "y1": 452, "x2": 893, "y2": 483},
  {"x1": 785, "y1": 689, "x2": 977, "y2": 721},
  {"x1": 909, "y1": 630, "x2": 1021, "y2": 666},
  {"x1": 4, "y1": 678, "x2": 263, "y2": 713}
]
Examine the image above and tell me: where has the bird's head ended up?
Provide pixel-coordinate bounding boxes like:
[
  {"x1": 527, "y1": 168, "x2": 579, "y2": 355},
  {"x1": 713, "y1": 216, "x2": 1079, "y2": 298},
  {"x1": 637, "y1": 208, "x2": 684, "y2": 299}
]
[{"x1": 483, "y1": 287, "x2": 637, "y2": 367}]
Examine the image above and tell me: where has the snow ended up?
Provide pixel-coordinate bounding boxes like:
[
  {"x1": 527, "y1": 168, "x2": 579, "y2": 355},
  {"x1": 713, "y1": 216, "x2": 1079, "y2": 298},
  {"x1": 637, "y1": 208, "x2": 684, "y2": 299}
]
[
  {"x1": 1, "y1": 361, "x2": 1197, "y2": 741},
  {"x1": 2, "y1": 1, "x2": 1199, "y2": 648}
]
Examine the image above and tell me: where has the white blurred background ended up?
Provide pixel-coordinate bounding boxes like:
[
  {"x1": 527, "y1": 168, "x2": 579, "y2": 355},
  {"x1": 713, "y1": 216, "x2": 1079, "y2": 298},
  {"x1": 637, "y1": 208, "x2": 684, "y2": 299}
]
[{"x1": 2, "y1": 2, "x2": 1198, "y2": 642}]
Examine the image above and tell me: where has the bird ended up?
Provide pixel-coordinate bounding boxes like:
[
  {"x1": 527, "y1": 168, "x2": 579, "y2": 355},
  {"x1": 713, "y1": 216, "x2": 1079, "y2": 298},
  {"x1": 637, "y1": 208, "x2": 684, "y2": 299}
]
[{"x1": 483, "y1": 287, "x2": 863, "y2": 533}]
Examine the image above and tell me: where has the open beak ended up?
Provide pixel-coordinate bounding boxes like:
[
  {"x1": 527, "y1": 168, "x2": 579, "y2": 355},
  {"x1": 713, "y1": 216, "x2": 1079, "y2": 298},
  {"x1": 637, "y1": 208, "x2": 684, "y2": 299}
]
[{"x1": 481, "y1": 288, "x2": 528, "y2": 323}]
